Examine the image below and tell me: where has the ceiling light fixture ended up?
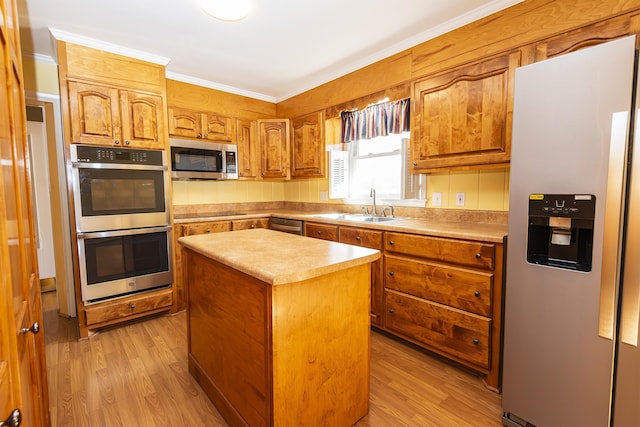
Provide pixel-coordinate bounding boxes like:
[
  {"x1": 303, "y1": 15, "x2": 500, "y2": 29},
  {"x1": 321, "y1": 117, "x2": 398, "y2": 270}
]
[{"x1": 198, "y1": 0, "x2": 251, "y2": 22}]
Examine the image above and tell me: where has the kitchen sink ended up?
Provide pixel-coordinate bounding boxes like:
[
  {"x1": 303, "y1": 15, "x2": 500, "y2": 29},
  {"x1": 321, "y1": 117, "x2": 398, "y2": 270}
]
[{"x1": 312, "y1": 213, "x2": 399, "y2": 223}]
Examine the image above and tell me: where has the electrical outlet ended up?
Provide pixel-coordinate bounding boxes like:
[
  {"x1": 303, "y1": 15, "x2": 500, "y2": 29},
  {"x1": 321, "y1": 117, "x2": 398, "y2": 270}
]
[
  {"x1": 456, "y1": 192, "x2": 465, "y2": 206},
  {"x1": 320, "y1": 191, "x2": 328, "y2": 201},
  {"x1": 431, "y1": 192, "x2": 442, "y2": 207}
]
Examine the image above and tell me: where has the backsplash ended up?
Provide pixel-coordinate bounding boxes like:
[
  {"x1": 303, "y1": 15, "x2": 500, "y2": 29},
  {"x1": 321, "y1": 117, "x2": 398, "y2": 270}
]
[{"x1": 171, "y1": 167, "x2": 510, "y2": 212}]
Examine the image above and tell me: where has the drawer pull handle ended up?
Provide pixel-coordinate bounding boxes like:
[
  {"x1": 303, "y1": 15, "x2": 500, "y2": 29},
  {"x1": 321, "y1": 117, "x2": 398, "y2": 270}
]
[
  {"x1": 388, "y1": 271, "x2": 394, "y2": 276},
  {"x1": 475, "y1": 253, "x2": 481, "y2": 259},
  {"x1": 473, "y1": 339, "x2": 479, "y2": 345},
  {"x1": 389, "y1": 308, "x2": 395, "y2": 314},
  {"x1": 130, "y1": 304, "x2": 136, "y2": 310},
  {"x1": 1, "y1": 408, "x2": 22, "y2": 427},
  {"x1": 20, "y1": 322, "x2": 39, "y2": 335},
  {"x1": 474, "y1": 291, "x2": 480, "y2": 297}
]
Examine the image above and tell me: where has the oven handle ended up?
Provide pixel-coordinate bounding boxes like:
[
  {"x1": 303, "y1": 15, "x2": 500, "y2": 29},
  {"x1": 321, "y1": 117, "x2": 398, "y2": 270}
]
[
  {"x1": 72, "y1": 162, "x2": 168, "y2": 171},
  {"x1": 77, "y1": 225, "x2": 172, "y2": 239}
]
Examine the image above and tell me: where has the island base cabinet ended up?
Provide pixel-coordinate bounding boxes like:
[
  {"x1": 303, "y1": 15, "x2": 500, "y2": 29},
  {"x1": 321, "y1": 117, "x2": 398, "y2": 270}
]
[{"x1": 185, "y1": 249, "x2": 371, "y2": 427}]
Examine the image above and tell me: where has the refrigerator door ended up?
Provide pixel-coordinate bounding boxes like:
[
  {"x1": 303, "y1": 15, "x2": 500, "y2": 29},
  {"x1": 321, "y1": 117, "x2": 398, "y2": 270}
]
[
  {"x1": 503, "y1": 36, "x2": 636, "y2": 427},
  {"x1": 613, "y1": 67, "x2": 640, "y2": 426}
]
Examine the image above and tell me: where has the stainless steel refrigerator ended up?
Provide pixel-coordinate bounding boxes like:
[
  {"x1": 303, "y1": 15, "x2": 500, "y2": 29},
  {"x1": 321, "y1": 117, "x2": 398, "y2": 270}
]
[{"x1": 503, "y1": 35, "x2": 640, "y2": 427}]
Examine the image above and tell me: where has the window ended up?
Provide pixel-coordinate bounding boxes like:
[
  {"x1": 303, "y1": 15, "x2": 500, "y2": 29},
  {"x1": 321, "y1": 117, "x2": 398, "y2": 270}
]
[{"x1": 329, "y1": 132, "x2": 426, "y2": 203}]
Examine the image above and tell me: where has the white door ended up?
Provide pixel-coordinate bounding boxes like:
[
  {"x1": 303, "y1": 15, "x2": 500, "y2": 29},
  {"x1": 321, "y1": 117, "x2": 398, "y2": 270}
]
[{"x1": 27, "y1": 106, "x2": 56, "y2": 280}]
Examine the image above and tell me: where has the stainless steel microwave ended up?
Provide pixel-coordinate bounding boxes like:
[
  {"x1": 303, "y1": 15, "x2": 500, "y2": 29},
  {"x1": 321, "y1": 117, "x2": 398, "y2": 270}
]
[{"x1": 169, "y1": 138, "x2": 238, "y2": 180}]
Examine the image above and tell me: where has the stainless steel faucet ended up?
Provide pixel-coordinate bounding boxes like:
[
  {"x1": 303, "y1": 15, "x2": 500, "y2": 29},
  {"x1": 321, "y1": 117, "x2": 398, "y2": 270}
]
[{"x1": 370, "y1": 188, "x2": 378, "y2": 216}]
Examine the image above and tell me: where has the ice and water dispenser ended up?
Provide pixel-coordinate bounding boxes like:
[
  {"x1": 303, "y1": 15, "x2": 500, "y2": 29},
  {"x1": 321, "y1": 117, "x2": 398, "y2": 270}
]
[{"x1": 526, "y1": 194, "x2": 595, "y2": 272}]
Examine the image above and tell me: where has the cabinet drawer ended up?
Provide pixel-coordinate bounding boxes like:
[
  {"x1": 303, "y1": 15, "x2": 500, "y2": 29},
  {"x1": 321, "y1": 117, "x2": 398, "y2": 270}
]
[
  {"x1": 305, "y1": 222, "x2": 338, "y2": 241},
  {"x1": 231, "y1": 218, "x2": 269, "y2": 230},
  {"x1": 85, "y1": 288, "x2": 173, "y2": 326},
  {"x1": 384, "y1": 232, "x2": 495, "y2": 270},
  {"x1": 384, "y1": 254, "x2": 492, "y2": 316},
  {"x1": 182, "y1": 221, "x2": 231, "y2": 236},
  {"x1": 339, "y1": 226, "x2": 383, "y2": 250},
  {"x1": 385, "y1": 290, "x2": 490, "y2": 369}
]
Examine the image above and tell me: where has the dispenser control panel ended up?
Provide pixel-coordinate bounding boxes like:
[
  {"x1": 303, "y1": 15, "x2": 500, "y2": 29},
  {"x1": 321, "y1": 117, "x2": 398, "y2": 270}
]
[{"x1": 527, "y1": 194, "x2": 595, "y2": 272}]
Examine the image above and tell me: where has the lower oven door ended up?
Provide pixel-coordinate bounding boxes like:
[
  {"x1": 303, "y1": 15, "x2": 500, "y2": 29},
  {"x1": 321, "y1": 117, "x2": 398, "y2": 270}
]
[{"x1": 77, "y1": 226, "x2": 173, "y2": 303}]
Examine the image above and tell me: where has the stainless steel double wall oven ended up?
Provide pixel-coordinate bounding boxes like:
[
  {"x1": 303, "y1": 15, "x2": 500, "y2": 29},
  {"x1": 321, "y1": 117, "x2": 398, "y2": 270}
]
[{"x1": 71, "y1": 145, "x2": 172, "y2": 303}]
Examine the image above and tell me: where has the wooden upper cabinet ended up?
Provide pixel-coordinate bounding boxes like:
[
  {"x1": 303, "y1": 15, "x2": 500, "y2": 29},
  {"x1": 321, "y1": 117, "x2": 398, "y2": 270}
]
[
  {"x1": 202, "y1": 113, "x2": 234, "y2": 142},
  {"x1": 257, "y1": 118, "x2": 290, "y2": 179},
  {"x1": 68, "y1": 81, "x2": 120, "y2": 145},
  {"x1": 412, "y1": 51, "x2": 520, "y2": 172},
  {"x1": 236, "y1": 118, "x2": 259, "y2": 179},
  {"x1": 68, "y1": 81, "x2": 166, "y2": 149},
  {"x1": 291, "y1": 111, "x2": 325, "y2": 178},
  {"x1": 168, "y1": 106, "x2": 234, "y2": 143},
  {"x1": 168, "y1": 106, "x2": 201, "y2": 139},
  {"x1": 120, "y1": 90, "x2": 165, "y2": 149},
  {"x1": 535, "y1": 14, "x2": 637, "y2": 61}
]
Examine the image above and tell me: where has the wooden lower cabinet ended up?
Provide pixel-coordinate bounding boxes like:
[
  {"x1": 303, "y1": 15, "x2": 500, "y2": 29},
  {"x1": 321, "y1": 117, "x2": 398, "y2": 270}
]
[
  {"x1": 83, "y1": 287, "x2": 173, "y2": 330},
  {"x1": 339, "y1": 226, "x2": 384, "y2": 327},
  {"x1": 304, "y1": 222, "x2": 338, "y2": 241},
  {"x1": 173, "y1": 220, "x2": 231, "y2": 312},
  {"x1": 383, "y1": 231, "x2": 504, "y2": 389},
  {"x1": 232, "y1": 218, "x2": 270, "y2": 230}
]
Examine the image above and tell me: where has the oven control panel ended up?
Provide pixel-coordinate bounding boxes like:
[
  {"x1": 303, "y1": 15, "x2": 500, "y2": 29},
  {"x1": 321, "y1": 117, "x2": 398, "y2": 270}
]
[{"x1": 74, "y1": 145, "x2": 165, "y2": 166}]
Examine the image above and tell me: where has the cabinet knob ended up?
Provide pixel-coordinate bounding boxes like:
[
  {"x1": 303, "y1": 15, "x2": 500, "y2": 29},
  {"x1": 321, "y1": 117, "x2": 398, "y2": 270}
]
[
  {"x1": 412, "y1": 162, "x2": 417, "y2": 167},
  {"x1": 317, "y1": 230, "x2": 322, "y2": 235},
  {"x1": 130, "y1": 304, "x2": 136, "y2": 310},
  {"x1": 206, "y1": 229, "x2": 211, "y2": 233},
  {"x1": 388, "y1": 240, "x2": 395, "y2": 245},
  {"x1": 473, "y1": 339, "x2": 479, "y2": 345},
  {"x1": 388, "y1": 308, "x2": 395, "y2": 314},
  {"x1": 250, "y1": 224, "x2": 255, "y2": 228},
  {"x1": 388, "y1": 271, "x2": 394, "y2": 276},
  {"x1": 197, "y1": 133, "x2": 202, "y2": 138},
  {"x1": 125, "y1": 140, "x2": 130, "y2": 146},
  {"x1": 114, "y1": 139, "x2": 120, "y2": 145},
  {"x1": 20, "y1": 322, "x2": 39, "y2": 335},
  {"x1": 356, "y1": 236, "x2": 361, "y2": 241},
  {"x1": 474, "y1": 291, "x2": 480, "y2": 297},
  {"x1": 475, "y1": 253, "x2": 481, "y2": 259},
  {"x1": 1, "y1": 408, "x2": 22, "y2": 427}
]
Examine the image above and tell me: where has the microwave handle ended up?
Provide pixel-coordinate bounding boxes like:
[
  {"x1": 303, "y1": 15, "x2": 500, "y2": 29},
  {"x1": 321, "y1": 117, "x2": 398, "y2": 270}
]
[{"x1": 77, "y1": 225, "x2": 172, "y2": 239}]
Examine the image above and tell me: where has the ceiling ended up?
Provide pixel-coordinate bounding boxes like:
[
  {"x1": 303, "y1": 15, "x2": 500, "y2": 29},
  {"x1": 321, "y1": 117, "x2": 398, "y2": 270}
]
[{"x1": 18, "y1": 0, "x2": 522, "y2": 103}]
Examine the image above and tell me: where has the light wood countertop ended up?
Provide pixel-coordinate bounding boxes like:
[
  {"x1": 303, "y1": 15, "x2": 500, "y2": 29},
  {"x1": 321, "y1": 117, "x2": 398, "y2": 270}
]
[
  {"x1": 174, "y1": 209, "x2": 508, "y2": 243},
  {"x1": 178, "y1": 228, "x2": 380, "y2": 285}
]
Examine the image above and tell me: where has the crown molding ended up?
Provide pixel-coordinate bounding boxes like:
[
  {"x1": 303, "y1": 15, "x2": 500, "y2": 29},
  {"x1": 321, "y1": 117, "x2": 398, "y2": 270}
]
[{"x1": 166, "y1": 71, "x2": 276, "y2": 104}]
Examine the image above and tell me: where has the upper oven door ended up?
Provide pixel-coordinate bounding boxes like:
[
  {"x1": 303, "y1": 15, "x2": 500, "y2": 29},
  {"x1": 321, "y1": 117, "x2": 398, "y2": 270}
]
[{"x1": 71, "y1": 145, "x2": 170, "y2": 232}]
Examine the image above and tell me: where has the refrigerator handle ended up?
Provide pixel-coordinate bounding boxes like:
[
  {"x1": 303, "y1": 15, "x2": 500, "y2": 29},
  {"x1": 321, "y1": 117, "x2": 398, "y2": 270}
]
[
  {"x1": 599, "y1": 112, "x2": 629, "y2": 340},
  {"x1": 620, "y1": 111, "x2": 640, "y2": 347}
]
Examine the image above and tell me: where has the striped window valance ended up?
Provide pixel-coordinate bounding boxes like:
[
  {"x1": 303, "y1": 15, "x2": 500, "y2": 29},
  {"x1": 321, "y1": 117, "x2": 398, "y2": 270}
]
[{"x1": 340, "y1": 98, "x2": 410, "y2": 143}]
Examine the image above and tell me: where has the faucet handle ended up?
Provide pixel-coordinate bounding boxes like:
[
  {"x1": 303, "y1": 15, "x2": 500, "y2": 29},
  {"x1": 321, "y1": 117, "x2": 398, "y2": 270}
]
[
  {"x1": 362, "y1": 206, "x2": 370, "y2": 215},
  {"x1": 382, "y1": 206, "x2": 395, "y2": 217}
]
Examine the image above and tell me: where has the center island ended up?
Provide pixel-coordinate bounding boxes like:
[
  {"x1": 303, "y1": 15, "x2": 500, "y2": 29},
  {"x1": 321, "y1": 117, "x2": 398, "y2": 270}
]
[{"x1": 178, "y1": 228, "x2": 380, "y2": 427}]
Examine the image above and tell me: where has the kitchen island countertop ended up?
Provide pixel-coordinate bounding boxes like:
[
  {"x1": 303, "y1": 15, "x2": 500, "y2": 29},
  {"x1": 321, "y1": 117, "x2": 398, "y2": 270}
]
[{"x1": 178, "y1": 227, "x2": 380, "y2": 285}]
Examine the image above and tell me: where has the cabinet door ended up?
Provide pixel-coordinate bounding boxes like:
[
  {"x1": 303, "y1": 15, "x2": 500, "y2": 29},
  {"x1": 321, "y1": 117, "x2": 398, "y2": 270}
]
[
  {"x1": 68, "y1": 80, "x2": 121, "y2": 145},
  {"x1": 120, "y1": 90, "x2": 166, "y2": 149},
  {"x1": 236, "y1": 119, "x2": 259, "y2": 178},
  {"x1": 168, "y1": 106, "x2": 202, "y2": 139},
  {"x1": 412, "y1": 51, "x2": 520, "y2": 172},
  {"x1": 202, "y1": 113, "x2": 234, "y2": 143},
  {"x1": 291, "y1": 111, "x2": 325, "y2": 178},
  {"x1": 258, "y1": 118, "x2": 290, "y2": 179}
]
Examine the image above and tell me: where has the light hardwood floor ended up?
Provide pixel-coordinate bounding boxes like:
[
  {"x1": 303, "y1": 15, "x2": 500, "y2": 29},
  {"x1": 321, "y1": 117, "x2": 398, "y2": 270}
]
[{"x1": 42, "y1": 292, "x2": 503, "y2": 426}]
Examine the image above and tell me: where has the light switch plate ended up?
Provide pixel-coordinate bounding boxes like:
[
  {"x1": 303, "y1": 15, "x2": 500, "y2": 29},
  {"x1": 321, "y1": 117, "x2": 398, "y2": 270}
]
[
  {"x1": 431, "y1": 192, "x2": 442, "y2": 207},
  {"x1": 456, "y1": 192, "x2": 465, "y2": 206}
]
